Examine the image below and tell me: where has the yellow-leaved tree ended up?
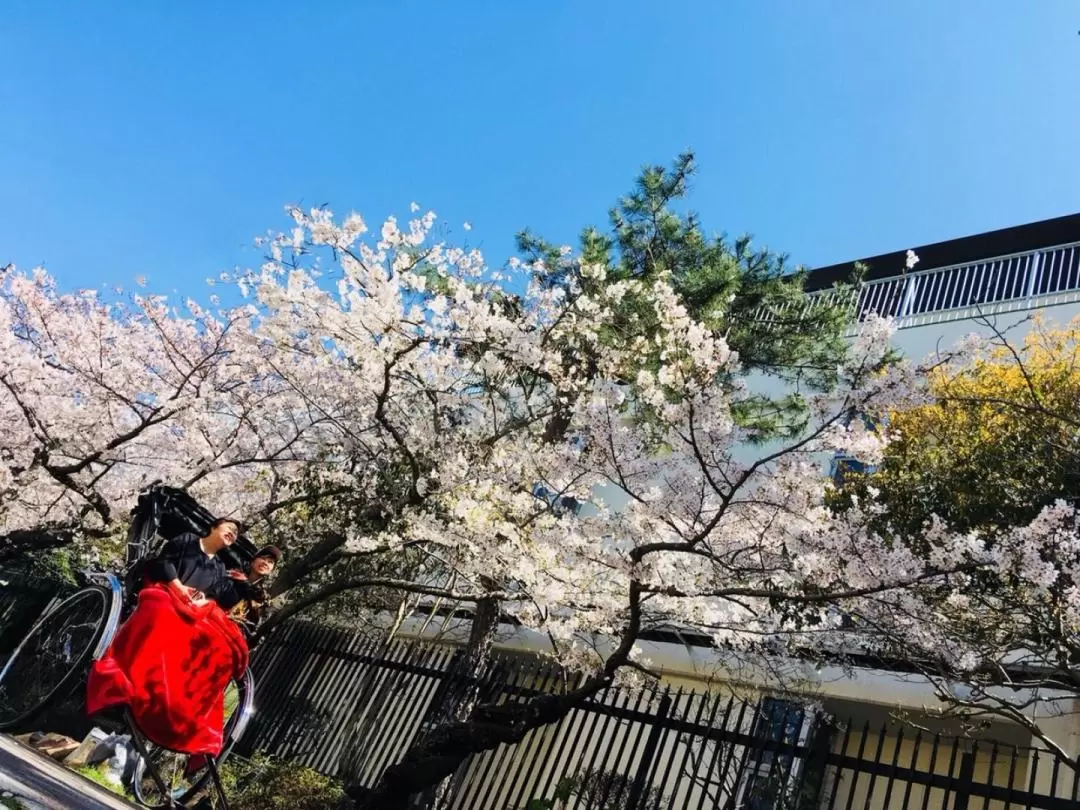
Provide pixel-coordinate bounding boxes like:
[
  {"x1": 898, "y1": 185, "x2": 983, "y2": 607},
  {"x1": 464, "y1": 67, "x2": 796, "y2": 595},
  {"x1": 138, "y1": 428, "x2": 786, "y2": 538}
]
[{"x1": 841, "y1": 315, "x2": 1080, "y2": 538}]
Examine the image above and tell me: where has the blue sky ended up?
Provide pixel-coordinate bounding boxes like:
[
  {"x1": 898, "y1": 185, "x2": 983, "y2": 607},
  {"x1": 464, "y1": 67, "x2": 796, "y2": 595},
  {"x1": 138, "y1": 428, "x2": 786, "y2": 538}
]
[{"x1": 1, "y1": 2, "x2": 1078, "y2": 298}]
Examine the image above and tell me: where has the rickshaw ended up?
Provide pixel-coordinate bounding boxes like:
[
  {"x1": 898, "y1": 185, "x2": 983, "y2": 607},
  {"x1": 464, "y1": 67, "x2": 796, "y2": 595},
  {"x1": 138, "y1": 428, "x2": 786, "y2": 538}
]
[{"x1": 0, "y1": 483, "x2": 258, "y2": 808}]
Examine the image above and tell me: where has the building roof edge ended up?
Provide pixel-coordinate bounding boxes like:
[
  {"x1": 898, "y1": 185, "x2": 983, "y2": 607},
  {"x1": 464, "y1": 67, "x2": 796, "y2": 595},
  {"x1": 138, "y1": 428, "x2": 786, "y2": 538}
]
[{"x1": 805, "y1": 212, "x2": 1080, "y2": 292}]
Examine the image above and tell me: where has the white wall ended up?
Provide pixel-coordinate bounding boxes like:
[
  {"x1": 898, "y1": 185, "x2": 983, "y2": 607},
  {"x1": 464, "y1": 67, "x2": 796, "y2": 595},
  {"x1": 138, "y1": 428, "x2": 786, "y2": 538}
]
[{"x1": 891, "y1": 300, "x2": 1080, "y2": 362}]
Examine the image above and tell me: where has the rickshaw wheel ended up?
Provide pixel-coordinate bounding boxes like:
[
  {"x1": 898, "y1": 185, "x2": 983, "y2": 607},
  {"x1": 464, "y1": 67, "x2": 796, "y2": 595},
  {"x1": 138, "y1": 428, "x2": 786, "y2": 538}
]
[
  {"x1": 131, "y1": 668, "x2": 254, "y2": 808},
  {"x1": 0, "y1": 586, "x2": 113, "y2": 731}
]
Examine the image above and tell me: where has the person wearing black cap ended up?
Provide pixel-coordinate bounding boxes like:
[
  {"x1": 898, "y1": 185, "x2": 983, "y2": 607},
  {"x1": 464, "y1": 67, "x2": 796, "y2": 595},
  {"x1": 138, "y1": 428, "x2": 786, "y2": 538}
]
[{"x1": 226, "y1": 545, "x2": 282, "y2": 632}]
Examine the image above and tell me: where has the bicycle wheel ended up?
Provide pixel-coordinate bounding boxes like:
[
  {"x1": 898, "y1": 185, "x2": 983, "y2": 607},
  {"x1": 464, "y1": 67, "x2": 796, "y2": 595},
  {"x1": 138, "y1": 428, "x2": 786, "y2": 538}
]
[
  {"x1": 132, "y1": 668, "x2": 254, "y2": 808},
  {"x1": 0, "y1": 586, "x2": 113, "y2": 730}
]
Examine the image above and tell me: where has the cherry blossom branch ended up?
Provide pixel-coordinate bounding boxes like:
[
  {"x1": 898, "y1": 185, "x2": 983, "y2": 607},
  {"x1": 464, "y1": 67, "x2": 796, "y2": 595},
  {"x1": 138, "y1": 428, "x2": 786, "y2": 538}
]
[
  {"x1": 640, "y1": 565, "x2": 981, "y2": 604},
  {"x1": 0, "y1": 528, "x2": 73, "y2": 561},
  {"x1": 925, "y1": 676, "x2": 1079, "y2": 771},
  {"x1": 262, "y1": 577, "x2": 527, "y2": 634}
]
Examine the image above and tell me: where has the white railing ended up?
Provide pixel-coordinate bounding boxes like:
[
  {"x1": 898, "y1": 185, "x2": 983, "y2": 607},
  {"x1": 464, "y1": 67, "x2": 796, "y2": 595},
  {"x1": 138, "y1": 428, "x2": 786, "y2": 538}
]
[{"x1": 763, "y1": 241, "x2": 1080, "y2": 333}]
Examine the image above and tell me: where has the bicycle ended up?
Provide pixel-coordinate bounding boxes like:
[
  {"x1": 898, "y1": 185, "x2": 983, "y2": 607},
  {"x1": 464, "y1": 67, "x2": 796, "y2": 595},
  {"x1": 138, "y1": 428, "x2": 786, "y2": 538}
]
[{"x1": 0, "y1": 483, "x2": 260, "y2": 808}]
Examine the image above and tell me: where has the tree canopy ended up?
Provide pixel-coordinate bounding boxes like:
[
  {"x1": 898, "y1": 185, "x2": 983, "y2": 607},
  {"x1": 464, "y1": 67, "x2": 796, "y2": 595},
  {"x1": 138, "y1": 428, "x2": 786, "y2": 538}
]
[
  {"x1": 2, "y1": 182, "x2": 1075, "y2": 804},
  {"x1": 518, "y1": 152, "x2": 858, "y2": 442},
  {"x1": 840, "y1": 316, "x2": 1080, "y2": 536}
]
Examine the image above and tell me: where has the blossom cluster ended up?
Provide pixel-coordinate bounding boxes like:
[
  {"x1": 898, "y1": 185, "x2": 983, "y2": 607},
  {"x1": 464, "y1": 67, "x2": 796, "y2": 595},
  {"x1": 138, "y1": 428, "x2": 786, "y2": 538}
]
[{"x1": 0, "y1": 209, "x2": 1068, "y2": 680}]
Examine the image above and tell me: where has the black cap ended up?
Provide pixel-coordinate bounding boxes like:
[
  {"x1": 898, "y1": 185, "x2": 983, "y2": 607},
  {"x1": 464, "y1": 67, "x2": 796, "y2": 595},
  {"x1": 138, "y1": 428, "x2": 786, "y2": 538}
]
[{"x1": 254, "y1": 545, "x2": 282, "y2": 563}]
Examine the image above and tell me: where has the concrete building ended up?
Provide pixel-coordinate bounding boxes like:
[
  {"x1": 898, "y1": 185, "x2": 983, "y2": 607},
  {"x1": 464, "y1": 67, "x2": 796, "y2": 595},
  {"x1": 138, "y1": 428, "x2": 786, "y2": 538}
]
[{"x1": 808, "y1": 211, "x2": 1080, "y2": 360}]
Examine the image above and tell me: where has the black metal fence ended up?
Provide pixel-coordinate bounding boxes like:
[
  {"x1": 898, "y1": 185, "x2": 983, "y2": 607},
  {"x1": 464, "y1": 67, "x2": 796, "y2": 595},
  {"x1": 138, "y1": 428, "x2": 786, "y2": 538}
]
[
  {"x1": 239, "y1": 622, "x2": 1080, "y2": 809},
  {"x1": 1, "y1": 587, "x2": 1077, "y2": 809}
]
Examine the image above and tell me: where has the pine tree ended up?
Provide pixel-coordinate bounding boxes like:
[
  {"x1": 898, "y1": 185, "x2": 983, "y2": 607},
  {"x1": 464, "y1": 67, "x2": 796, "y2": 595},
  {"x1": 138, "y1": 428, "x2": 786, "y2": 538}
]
[{"x1": 517, "y1": 151, "x2": 859, "y2": 441}]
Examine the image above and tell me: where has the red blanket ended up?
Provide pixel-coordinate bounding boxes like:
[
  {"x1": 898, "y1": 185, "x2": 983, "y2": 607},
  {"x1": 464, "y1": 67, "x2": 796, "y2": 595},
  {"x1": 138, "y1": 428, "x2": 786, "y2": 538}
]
[{"x1": 86, "y1": 583, "x2": 249, "y2": 755}]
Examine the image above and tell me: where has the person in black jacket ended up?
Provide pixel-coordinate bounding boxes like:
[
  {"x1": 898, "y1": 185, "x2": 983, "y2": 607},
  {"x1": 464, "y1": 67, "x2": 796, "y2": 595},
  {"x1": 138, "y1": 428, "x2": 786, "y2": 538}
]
[
  {"x1": 224, "y1": 545, "x2": 281, "y2": 632},
  {"x1": 145, "y1": 518, "x2": 247, "y2": 609}
]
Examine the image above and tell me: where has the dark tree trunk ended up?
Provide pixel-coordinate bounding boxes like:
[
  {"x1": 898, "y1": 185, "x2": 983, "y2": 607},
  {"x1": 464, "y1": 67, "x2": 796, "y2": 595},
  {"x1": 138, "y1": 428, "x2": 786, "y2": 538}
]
[
  {"x1": 347, "y1": 686, "x2": 600, "y2": 810},
  {"x1": 268, "y1": 531, "x2": 347, "y2": 598},
  {"x1": 444, "y1": 592, "x2": 501, "y2": 723},
  {"x1": 421, "y1": 592, "x2": 501, "y2": 809},
  {"x1": 0, "y1": 529, "x2": 72, "y2": 561}
]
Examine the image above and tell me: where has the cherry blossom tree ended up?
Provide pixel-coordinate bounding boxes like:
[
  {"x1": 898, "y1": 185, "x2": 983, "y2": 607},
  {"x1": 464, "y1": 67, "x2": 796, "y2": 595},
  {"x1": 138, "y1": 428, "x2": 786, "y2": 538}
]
[
  {"x1": 0, "y1": 266, "x2": 327, "y2": 562},
  {"x1": 258, "y1": 155, "x2": 865, "y2": 761},
  {"x1": 833, "y1": 315, "x2": 1080, "y2": 765},
  {"x1": 213, "y1": 208, "x2": 998, "y2": 808},
  {"x1": 5, "y1": 202, "x2": 1074, "y2": 807}
]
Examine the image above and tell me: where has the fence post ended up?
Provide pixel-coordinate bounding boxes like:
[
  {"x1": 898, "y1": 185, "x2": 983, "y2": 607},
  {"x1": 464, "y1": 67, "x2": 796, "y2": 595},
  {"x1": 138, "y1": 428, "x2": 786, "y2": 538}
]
[
  {"x1": 624, "y1": 690, "x2": 672, "y2": 809},
  {"x1": 952, "y1": 750, "x2": 975, "y2": 810}
]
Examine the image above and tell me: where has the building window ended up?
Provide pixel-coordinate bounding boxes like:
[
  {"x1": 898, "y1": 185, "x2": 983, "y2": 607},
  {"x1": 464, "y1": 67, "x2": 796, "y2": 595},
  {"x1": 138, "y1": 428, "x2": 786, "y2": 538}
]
[
  {"x1": 829, "y1": 452, "x2": 868, "y2": 485},
  {"x1": 740, "y1": 698, "x2": 804, "y2": 809}
]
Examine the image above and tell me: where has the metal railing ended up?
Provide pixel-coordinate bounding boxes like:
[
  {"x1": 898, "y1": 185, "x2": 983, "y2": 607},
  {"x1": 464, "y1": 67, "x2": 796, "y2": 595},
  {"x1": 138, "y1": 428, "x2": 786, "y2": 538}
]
[
  {"x1": 771, "y1": 242, "x2": 1080, "y2": 334},
  {"x1": 240, "y1": 622, "x2": 1080, "y2": 809}
]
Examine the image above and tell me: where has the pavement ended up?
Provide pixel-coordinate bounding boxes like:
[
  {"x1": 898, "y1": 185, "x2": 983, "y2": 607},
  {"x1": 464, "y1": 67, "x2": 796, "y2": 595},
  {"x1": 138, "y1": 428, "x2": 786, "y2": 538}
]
[{"x1": 0, "y1": 734, "x2": 138, "y2": 810}]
